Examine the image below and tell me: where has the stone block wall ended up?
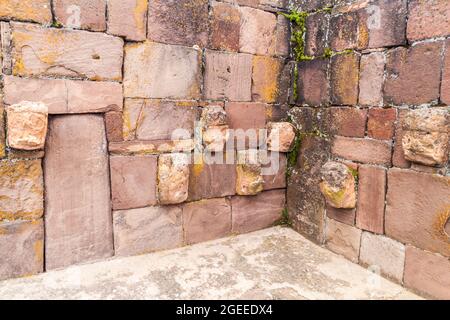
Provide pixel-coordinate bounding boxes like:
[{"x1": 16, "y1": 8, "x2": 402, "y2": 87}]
[
  {"x1": 286, "y1": 0, "x2": 450, "y2": 299},
  {"x1": 0, "y1": 0, "x2": 293, "y2": 280}
]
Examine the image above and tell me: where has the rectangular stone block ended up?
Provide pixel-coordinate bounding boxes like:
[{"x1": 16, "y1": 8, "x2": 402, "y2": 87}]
[
  {"x1": 392, "y1": 109, "x2": 411, "y2": 168},
  {"x1": 330, "y1": 52, "x2": 360, "y2": 105},
  {"x1": 407, "y1": 0, "x2": 450, "y2": 42},
  {"x1": 252, "y1": 56, "x2": 283, "y2": 103},
  {"x1": 0, "y1": 219, "x2": 44, "y2": 281},
  {"x1": 359, "y1": 52, "x2": 384, "y2": 106},
  {"x1": 327, "y1": 206, "x2": 356, "y2": 226},
  {"x1": 124, "y1": 41, "x2": 201, "y2": 99},
  {"x1": 209, "y1": 1, "x2": 240, "y2": 52},
  {"x1": 330, "y1": 107, "x2": 367, "y2": 138},
  {"x1": 275, "y1": 14, "x2": 290, "y2": 57},
  {"x1": 0, "y1": 0, "x2": 52, "y2": 24},
  {"x1": 113, "y1": 206, "x2": 183, "y2": 257},
  {"x1": 329, "y1": 11, "x2": 360, "y2": 52},
  {"x1": 10, "y1": 22, "x2": 123, "y2": 81},
  {"x1": 385, "y1": 169, "x2": 450, "y2": 258},
  {"x1": 158, "y1": 153, "x2": 190, "y2": 205},
  {"x1": 105, "y1": 111, "x2": 123, "y2": 143},
  {"x1": 367, "y1": 108, "x2": 396, "y2": 140},
  {"x1": 53, "y1": 0, "x2": 106, "y2": 31},
  {"x1": 204, "y1": 50, "x2": 252, "y2": 101},
  {"x1": 442, "y1": 39, "x2": 450, "y2": 105},
  {"x1": 262, "y1": 152, "x2": 287, "y2": 190},
  {"x1": 183, "y1": 198, "x2": 232, "y2": 244},
  {"x1": 0, "y1": 160, "x2": 43, "y2": 221},
  {"x1": 297, "y1": 59, "x2": 330, "y2": 106},
  {"x1": 332, "y1": 136, "x2": 392, "y2": 166},
  {"x1": 44, "y1": 115, "x2": 113, "y2": 270},
  {"x1": 231, "y1": 190, "x2": 285, "y2": 234},
  {"x1": 305, "y1": 12, "x2": 329, "y2": 57},
  {"x1": 326, "y1": 218, "x2": 362, "y2": 263},
  {"x1": 107, "y1": 0, "x2": 147, "y2": 41}
]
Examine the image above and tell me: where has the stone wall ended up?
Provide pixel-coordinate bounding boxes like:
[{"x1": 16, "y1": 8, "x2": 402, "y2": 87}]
[
  {"x1": 286, "y1": 0, "x2": 450, "y2": 299},
  {"x1": 0, "y1": 0, "x2": 294, "y2": 279}
]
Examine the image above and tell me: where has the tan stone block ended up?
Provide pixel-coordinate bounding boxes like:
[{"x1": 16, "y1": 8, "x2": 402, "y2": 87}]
[
  {"x1": 252, "y1": 56, "x2": 283, "y2": 103},
  {"x1": 107, "y1": 0, "x2": 147, "y2": 41},
  {"x1": 239, "y1": 7, "x2": 276, "y2": 56},
  {"x1": 326, "y1": 218, "x2": 362, "y2": 263},
  {"x1": 53, "y1": 0, "x2": 106, "y2": 31},
  {"x1": 319, "y1": 161, "x2": 357, "y2": 209},
  {"x1": 0, "y1": 0, "x2": 52, "y2": 24},
  {"x1": 266, "y1": 122, "x2": 296, "y2": 152},
  {"x1": 236, "y1": 150, "x2": 264, "y2": 196},
  {"x1": 158, "y1": 153, "x2": 190, "y2": 205}
]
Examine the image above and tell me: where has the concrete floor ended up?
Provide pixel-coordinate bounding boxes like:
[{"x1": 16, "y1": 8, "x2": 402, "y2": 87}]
[{"x1": 0, "y1": 227, "x2": 420, "y2": 300}]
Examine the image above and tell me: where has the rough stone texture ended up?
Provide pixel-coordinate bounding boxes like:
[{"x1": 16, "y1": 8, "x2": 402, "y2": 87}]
[
  {"x1": 407, "y1": 0, "x2": 450, "y2": 42},
  {"x1": 204, "y1": 51, "x2": 252, "y2": 101},
  {"x1": 44, "y1": 115, "x2": 113, "y2": 270},
  {"x1": 367, "y1": 108, "x2": 396, "y2": 140},
  {"x1": 297, "y1": 59, "x2": 330, "y2": 106},
  {"x1": 326, "y1": 218, "x2": 362, "y2": 263},
  {"x1": 319, "y1": 161, "x2": 357, "y2": 209},
  {"x1": 330, "y1": 52, "x2": 360, "y2": 105},
  {"x1": 360, "y1": 232, "x2": 405, "y2": 284},
  {"x1": 202, "y1": 126, "x2": 230, "y2": 152},
  {"x1": 6, "y1": 102, "x2": 48, "y2": 150},
  {"x1": 105, "y1": 111, "x2": 123, "y2": 143},
  {"x1": 403, "y1": 107, "x2": 449, "y2": 133},
  {"x1": 0, "y1": 160, "x2": 43, "y2": 221},
  {"x1": 442, "y1": 39, "x2": 450, "y2": 105},
  {"x1": 236, "y1": 150, "x2": 264, "y2": 196},
  {"x1": 147, "y1": 0, "x2": 209, "y2": 47},
  {"x1": 262, "y1": 152, "x2": 287, "y2": 190},
  {"x1": 305, "y1": 12, "x2": 329, "y2": 57},
  {"x1": 200, "y1": 105, "x2": 228, "y2": 127},
  {"x1": 266, "y1": 122, "x2": 296, "y2": 152},
  {"x1": 107, "y1": 0, "x2": 147, "y2": 41},
  {"x1": 239, "y1": 6, "x2": 276, "y2": 56},
  {"x1": 110, "y1": 155, "x2": 158, "y2": 210},
  {"x1": 385, "y1": 169, "x2": 450, "y2": 258},
  {"x1": 0, "y1": 219, "x2": 44, "y2": 281},
  {"x1": 392, "y1": 109, "x2": 411, "y2": 168},
  {"x1": 329, "y1": 11, "x2": 360, "y2": 51},
  {"x1": 53, "y1": 0, "x2": 106, "y2": 31},
  {"x1": 359, "y1": 52, "x2": 384, "y2": 106},
  {"x1": 332, "y1": 136, "x2": 392, "y2": 166},
  {"x1": 326, "y1": 206, "x2": 356, "y2": 226},
  {"x1": 404, "y1": 246, "x2": 450, "y2": 300},
  {"x1": 275, "y1": 14, "x2": 290, "y2": 57},
  {"x1": 209, "y1": 1, "x2": 240, "y2": 52},
  {"x1": 3, "y1": 76, "x2": 123, "y2": 114},
  {"x1": 158, "y1": 153, "x2": 190, "y2": 205},
  {"x1": 356, "y1": 165, "x2": 386, "y2": 235},
  {"x1": 10, "y1": 22, "x2": 123, "y2": 81},
  {"x1": 384, "y1": 42, "x2": 443, "y2": 106},
  {"x1": 109, "y1": 140, "x2": 195, "y2": 156},
  {"x1": 330, "y1": 107, "x2": 367, "y2": 138},
  {"x1": 232, "y1": 190, "x2": 285, "y2": 234},
  {"x1": 124, "y1": 42, "x2": 201, "y2": 99},
  {"x1": 290, "y1": 0, "x2": 333, "y2": 12},
  {"x1": 0, "y1": 106, "x2": 5, "y2": 158},
  {"x1": 0, "y1": 0, "x2": 52, "y2": 24},
  {"x1": 183, "y1": 198, "x2": 232, "y2": 244},
  {"x1": 252, "y1": 56, "x2": 283, "y2": 103},
  {"x1": 113, "y1": 206, "x2": 183, "y2": 257}
]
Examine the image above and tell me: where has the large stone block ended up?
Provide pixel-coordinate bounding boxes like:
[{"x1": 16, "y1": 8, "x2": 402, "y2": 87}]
[
  {"x1": 0, "y1": 0, "x2": 52, "y2": 24},
  {"x1": 330, "y1": 52, "x2": 360, "y2": 105},
  {"x1": 252, "y1": 56, "x2": 283, "y2": 103},
  {"x1": 124, "y1": 42, "x2": 201, "y2": 99},
  {"x1": 0, "y1": 160, "x2": 43, "y2": 222},
  {"x1": 44, "y1": 115, "x2": 113, "y2": 270},
  {"x1": 158, "y1": 153, "x2": 190, "y2": 205},
  {"x1": 53, "y1": 0, "x2": 106, "y2": 31},
  {"x1": 297, "y1": 59, "x2": 330, "y2": 106},
  {"x1": 367, "y1": 108, "x2": 396, "y2": 140},
  {"x1": 113, "y1": 206, "x2": 183, "y2": 257},
  {"x1": 0, "y1": 219, "x2": 44, "y2": 281},
  {"x1": 236, "y1": 150, "x2": 264, "y2": 196},
  {"x1": 262, "y1": 151, "x2": 287, "y2": 190},
  {"x1": 407, "y1": 0, "x2": 450, "y2": 42},
  {"x1": 385, "y1": 169, "x2": 450, "y2": 258},
  {"x1": 266, "y1": 122, "x2": 296, "y2": 152},
  {"x1": 330, "y1": 107, "x2": 367, "y2": 138},
  {"x1": 305, "y1": 12, "x2": 329, "y2": 57},
  {"x1": 209, "y1": 1, "x2": 240, "y2": 52},
  {"x1": 10, "y1": 22, "x2": 123, "y2": 81},
  {"x1": 319, "y1": 161, "x2": 357, "y2": 209},
  {"x1": 325, "y1": 218, "x2": 361, "y2": 263},
  {"x1": 107, "y1": 0, "x2": 147, "y2": 41},
  {"x1": 359, "y1": 52, "x2": 384, "y2": 106},
  {"x1": 239, "y1": 7, "x2": 277, "y2": 56},
  {"x1": 332, "y1": 136, "x2": 392, "y2": 166}
]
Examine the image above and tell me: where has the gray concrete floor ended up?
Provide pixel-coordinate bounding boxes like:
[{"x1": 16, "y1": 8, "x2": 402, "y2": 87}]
[{"x1": 0, "y1": 227, "x2": 420, "y2": 300}]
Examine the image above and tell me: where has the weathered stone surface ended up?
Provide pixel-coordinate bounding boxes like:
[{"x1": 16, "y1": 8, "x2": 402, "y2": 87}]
[
  {"x1": 6, "y1": 102, "x2": 48, "y2": 150},
  {"x1": 44, "y1": 115, "x2": 113, "y2": 270},
  {"x1": 290, "y1": 0, "x2": 332, "y2": 12},
  {"x1": 204, "y1": 50, "x2": 252, "y2": 101},
  {"x1": 0, "y1": 105, "x2": 5, "y2": 158},
  {"x1": 359, "y1": 52, "x2": 384, "y2": 106},
  {"x1": 330, "y1": 52, "x2": 360, "y2": 105},
  {"x1": 54, "y1": 0, "x2": 106, "y2": 31},
  {"x1": 107, "y1": 0, "x2": 147, "y2": 41},
  {"x1": 232, "y1": 190, "x2": 285, "y2": 234},
  {"x1": 360, "y1": 232, "x2": 405, "y2": 283},
  {"x1": 275, "y1": 14, "x2": 290, "y2": 57},
  {"x1": 147, "y1": 0, "x2": 209, "y2": 47},
  {"x1": 158, "y1": 153, "x2": 190, "y2": 205},
  {"x1": 113, "y1": 206, "x2": 183, "y2": 257},
  {"x1": 209, "y1": 1, "x2": 240, "y2": 52},
  {"x1": 261, "y1": 152, "x2": 287, "y2": 190},
  {"x1": 367, "y1": 108, "x2": 396, "y2": 140},
  {"x1": 0, "y1": 219, "x2": 44, "y2": 281},
  {"x1": 203, "y1": 126, "x2": 230, "y2": 152},
  {"x1": 110, "y1": 155, "x2": 158, "y2": 210},
  {"x1": 10, "y1": 22, "x2": 123, "y2": 81},
  {"x1": 109, "y1": 140, "x2": 195, "y2": 156},
  {"x1": 320, "y1": 161, "x2": 356, "y2": 209},
  {"x1": 327, "y1": 206, "x2": 356, "y2": 226},
  {"x1": 297, "y1": 59, "x2": 330, "y2": 106},
  {"x1": 0, "y1": 0, "x2": 52, "y2": 24},
  {"x1": 0, "y1": 160, "x2": 43, "y2": 221},
  {"x1": 124, "y1": 42, "x2": 201, "y2": 99},
  {"x1": 236, "y1": 150, "x2": 264, "y2": 195},
  {"x1": 407, "y1": 0, "x2": 450, "y2": 42},
  {"x1": 266, "y1": 122, "x2": 296, "y2": 152},
  {"x1": 200, "y1": 105, "x2": 228, "y2": 127},
  {"x1": 183, "y1": 198, "x2": 232, "y2": 244},
  {"x1": 332, "y1": 136, "x2": 392, "y2": 166},
  {"x1": 305, "y1": 12, "x2": 329, "y2": 57},
  {"x1": 392, "y1": 109, "x2": 411, "y2": 168},
  {"x1": 385, "y1": 169, "x2": 450, "y2": 258},
  {"x1": 326, "y1": 218, "x2": 361, "y2": 263},
  {"x1": 385, "y1": 42, "x2": 443, "y2": 105},
  {"x1": 105, "y1": 111, "x2": 123, "y2": 143},
  {"x1": 403, "y1": 107, "x2": 449, "y2": 133},
  {"x1": 356, "y1": 165, "x2": 386, "y2": 234},
  {"x1": 330, "y1": 107, "x2": 367, "y2": 138},
  {"x1": 3, "y1": 76, "x2": 123, "y2": 114},
  {"x1": 239, "y1": 6, "x2": 276, "y2": 56},
  {"x1": 252, "y1": 56, "x2": 283, "y2": 103},
  {"x1": 442, "y1": 39, "x2": 450, "y2": 105},
  {"x1": 329, "y1": 10, "x2": 360, "y2": 51},
  {"x1": 404, "y1": 246, "x2": 450, "y2": 299}
]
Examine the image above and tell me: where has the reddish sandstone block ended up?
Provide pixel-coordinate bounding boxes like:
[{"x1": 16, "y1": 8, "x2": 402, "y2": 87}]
[
  {"x1": 359, "y1": 52, "x2": 384, "y2": 106},
  {"x1": 10, "y1": 22, "x2": 123, "y2": 81},
  {"x1": 107, "y1": 0, "x2": 147, "y2": 41},
  {"x1": 105, "y1": 112, "x2": 123, "y2": 143},
  {"x1": 261, "y1": 152, "x2": 287, "y2": 190},
  {"x1": 392, "y1": 110, "x2": 411, "y2": 168},
  {"x1": 239, "y1": 7, "x2": 277, "y2": 56},
  {"x1": 232, "y1": 190, "x2": 285, "y2": 234},
  {"x1": 147, "y1": 0, "x2": 209, "y2": 47},
  {"x1": 367, "y1": 108, "x2": 396, "y2": 140},
  {"x1": 0, "y1": 220, "x2": 44, "y2": 281},
  {"x1": 0, "y1": 106, "x2": 5, "y2": 158},
  {"x1": 329, "y1": 11, "x2": 359, "y2": 51},
  {"x1": 326, "y1": 218, "x2": 362, "y2": 263},
  {"x1": 209, "y1": 1, "x2": 240, "y2": 52},
  {"x1": 290, "y1": 0, "x2": 332, "y2": 12},
  {"x1": 305, "y1": 12, "x2": 329, "y2": 57},
  {"x1": 53, "y1": 0, "x2": 106, "y2": 31},
  {"x1": 330, "y1": 107, "x2": 367, "y2": 138},
  {"x1": 225, "y1": 102, "x2": 267, "y2": 131},
  {"x1": 385, "y1": 42, "x2": 443, "y2": 106},
  {"x1": 404, "y1": 246, "x2": 450, "y2": 299},
  {"x1": 252, "y1": 56, "x2": 283, "y2": 103},
  {"x1": 0, "y1": 0, "x2": 52, "y2": 24},
  {"x1": 332, "y1": 136, "x2": 392, "y2": 166},
  {"x1": 407, "y1": 0, "x2": 450, "y2": 42},
  {"x1": 330, "y1": 52, "x2": 360, "y2": 105},
  {"x1": 385, "y1": 169, "x2": 450, "y2": 258},
  {"x1": 113, "y1": 206, "x2": 183, "y2": 257},
  {"x1": 110, "y1": 155, "x2": 158, "y2": 210},
  {"x1": 297, "y1": 59, "x2": 330, "y2": 106},
  {"x1": 356, "y1": 165, "x2": 386, "y2": 234},
  {"x1": 275, "y1": 14, "x2": 290, "y2": 57},
  {"x1": 183, "y1": 198, "x2": 232, "y2": 244},
  {"x1": 442, "y1": 39, "x2": 450, "y2": 105},
  {"x1": 326, "y1": 206, "x2": 356, "y2": 226}
]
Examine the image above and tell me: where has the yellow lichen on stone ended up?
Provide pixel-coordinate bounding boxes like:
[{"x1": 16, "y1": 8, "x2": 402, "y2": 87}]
[
  {"x1": 433, "y1": 205, "x2": 450, "y2": 243},
  {"x1": 134, "y1": 0, "x2": 148, "y2": 33},
  {"x1": 252, "y1": 55, "x2": 281, "y2": 103}
]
